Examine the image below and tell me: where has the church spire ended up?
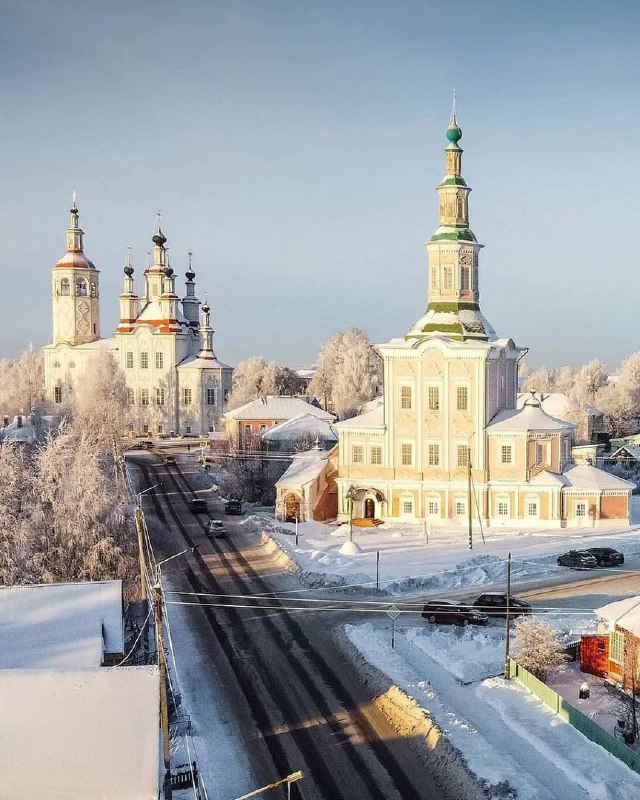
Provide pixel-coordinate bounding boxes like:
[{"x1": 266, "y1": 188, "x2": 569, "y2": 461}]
[
  {"x1": 66, "y1": 193, "x2": 84, "y2": 253},
  {"x1": 197, "y1": 296, "x2": 216, "y2": 359},
  {"x1": 406, "y1": 103, "x2": 496, "y2": 342}
]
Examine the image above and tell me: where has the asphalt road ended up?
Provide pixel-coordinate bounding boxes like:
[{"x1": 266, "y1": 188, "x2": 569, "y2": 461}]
[{"x1": 133, "y1": 455, "x2": 452, "y2": 800}]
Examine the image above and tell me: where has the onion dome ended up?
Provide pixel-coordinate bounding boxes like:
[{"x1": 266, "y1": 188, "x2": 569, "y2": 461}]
[
  {"x1": 124, "y1": 264, "x2": 134, "y2": 277},
  {"x1": 163, "y1": 265, "x2": 174, "y2": 277},
  {"x1": 202, "y1": 299, "x2": 210, "y2": 314},
  {"x1": 153, "y1": 228, "x2": 167, "y2": 247},
  {"x1": 186, "y1": 251, "x2": 195, "y2": 281}
]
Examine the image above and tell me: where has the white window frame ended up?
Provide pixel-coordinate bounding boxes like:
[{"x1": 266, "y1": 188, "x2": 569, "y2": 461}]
[
  {"x1": 140, "y1": 352, "x2": 149, "y2": 369},
  {"x1": 427, "y1": 441, "x2": 441, "y2": 467},
  {"x1": 155, "y1": 351, "x2": 164, "y2": 370},
  {"x1": 456, "y1": 384, "x2": 469, "y2": 411},
  {"x1": 575, "y1": 502, "x2": 587, "y2": 518},
  {"x1": 400, "y1": 383, "x2": 413, "y2": 410},
  {"x1": 125, "y1": 351, "x2": 134, "y2": 369},
  {"x1": 54, "y1": 386, "x2": 63, "y2": 404},
  {"x1": 496, "y1": 496, "x2": 510, "y2": 517},
  {"x1": 610, "y1": 630, "x2": 625, "y2": 664},
  {"x1": 140, "y1": 389, "x2": 150, "y2": 406},
  {"x1": 156, "y1": 388, "x2": 165, "y2": 406},
  {"x1": 454, "y1": 498, "x2": 467, "y2": 516},
  {"x1": 370, "y1": 446, "x2": 382, "y2": 466},
  {"x1": 456, "y1": 443, "x2": 470, "y2": 468},
  {"x1": 427, "y1": 497, "x2": 440, "y2": 517},
  {"x1": 443, "y1": 266, "x2": 453, "y2": 291},
  {"x1": 501, "y1": 443, "x2": 514, "y2": 465},
  {"x1": 400, "y1": 440, "x2": 414, "y2": 467},
  {"x1": 401, "y1": 498, "x2": 414, "y2": 516},
  {"x1": 427, "y1": 384, "x2": 440, "y2": 411},
  {"x1": 352, "y1": 445, "x2": 364, "y2": 464},
  {"x1": 206, "y1": 387, "x2": 216, "y2": 406},
  {"x1": 183, "y1": 387, "x2": 192, "y2": 405},
  {"x1": 526, "y1": 496, "x2": 539, "y2": 518}
]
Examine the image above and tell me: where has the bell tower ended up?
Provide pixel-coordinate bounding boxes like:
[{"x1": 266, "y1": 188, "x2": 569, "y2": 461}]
[{"x1": 51, "y1": 198, "x2": 101, "y2": 345}]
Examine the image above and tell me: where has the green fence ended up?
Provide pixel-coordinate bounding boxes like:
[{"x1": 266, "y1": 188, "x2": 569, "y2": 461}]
[{"x1": 509, "y1": 659, "x2": 640, "y2": 776}]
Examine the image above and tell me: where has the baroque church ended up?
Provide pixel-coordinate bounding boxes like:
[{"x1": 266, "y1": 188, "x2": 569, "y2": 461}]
[
  {"x1": 333, "y1": 109, "x2": 633, "y2": 529},
  {"x1": 43, "y1": 203, "x2": 233, "y2": 436}
]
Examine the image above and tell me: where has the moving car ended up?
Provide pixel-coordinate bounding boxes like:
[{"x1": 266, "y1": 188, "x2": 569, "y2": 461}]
[
  {"x1": 207, "y1": 519, "x2": 227, "y2": 538},
  {"x1": 473, "y1": 593, "x2": 532, "y2": 616},
  {"x1": 584, "y1": 547, "x2": 624, "y2": 567},
  {"x1": 225, "y1": 500, "x2": 242, "y2": 515},
  {"x1": 422, "y1": 600, "x2": 489, "y2": 627},
  {"x1": 556, "y1": 550, "x2": 598, "y2": 569},
  {"x1": 189, "y1": 498, "x2": 208, "y2": 513},
  {"x1": 163, "y1": 455, "x2": 176, "y2": 466}
]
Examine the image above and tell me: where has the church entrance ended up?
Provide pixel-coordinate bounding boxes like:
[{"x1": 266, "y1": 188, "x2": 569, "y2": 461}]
[
  {"x1": 284, "y1": 493, "x2": 301, "y2": 522},
  {"x1": 364, "y1": 498, "x2": 375, "y2": 519}
]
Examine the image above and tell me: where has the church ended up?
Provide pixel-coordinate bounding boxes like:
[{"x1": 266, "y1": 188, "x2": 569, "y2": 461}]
[
  {"x1": 333, "y1": 109, "x2": 633, "y2": 529},
  {"x1": 43, "y1": 203, "x2": 233, "y2": 437}
]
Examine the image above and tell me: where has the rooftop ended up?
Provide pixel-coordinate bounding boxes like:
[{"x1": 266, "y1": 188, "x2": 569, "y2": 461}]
[{"x1": 225, "y1": 395, "x2": 335, "y2": 422}]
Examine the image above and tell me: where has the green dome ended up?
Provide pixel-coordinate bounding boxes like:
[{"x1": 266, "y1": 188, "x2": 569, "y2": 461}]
[{"x1": 446, "y1": 123, "x2": 462, "y2": 144}]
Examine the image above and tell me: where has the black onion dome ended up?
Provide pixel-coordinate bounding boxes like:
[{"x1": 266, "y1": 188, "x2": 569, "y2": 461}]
[
  {"x1": 202, "y1": 301, "x2": 210, "y2": 313},
  {"x1": 152, "y1": 228, "x2": 167, "y2": 246},
  {"x1": 124, "y1": 264, "x2": 134, "y2": 277},
  {"x1": 163, "y1": 265, "x2": 174, "y2": 277},
  {"x1": 186, "y1": 268, "x2": 195, "y2": 281}
]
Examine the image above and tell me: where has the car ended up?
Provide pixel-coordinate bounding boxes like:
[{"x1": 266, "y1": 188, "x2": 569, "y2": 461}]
[
  {"x1": 584, "y1": 547, "x2": 624, "y2": 567},
  {"x1": 225, "y1": 500, "x2": 242, "y2": 515},
  {"x1": 189, "y1": 498, "x2": 208, "y2": 513},
  {"x1": 473, "y1": 593, "x2": 532, "y2": 616},
  {"x1": 207, "y1": 519, "x2": 227, "y2": 538},
  {"x1": 139, "y1": 440, "x2": 154, "y2": 450},
  {"x1": 163, "y1": 455, "x2": 177, "y2": 465},
  {"x1": 556, "y1": 550, "x2": 598, "y2": 569},
  {"x1": 422, "y1": 600, "x2": 489, "y2": 627}
]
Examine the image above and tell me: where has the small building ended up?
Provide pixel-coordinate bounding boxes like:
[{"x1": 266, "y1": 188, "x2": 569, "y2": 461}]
[
  {"x1": 610, "y1": 444, "x2": 640, "y2": 466},
  {"x1": 224, "y1": 395, "x2": 335, "y2": 450},
  {"x1": 275, "y1": 446, "x2": 338, "y2": 521},
  {"x1": 517, "y1": 391, "x2": 605, "y2": 444},
  {"x1": 572, "y1": 443, "x2": 606, "y2": 466},
  {"x1": 262, "y1": 412, "x2": 338, "y2": 452},
  {"x1": 581, "y1": 597, "x2": 640, "y2": 692}
]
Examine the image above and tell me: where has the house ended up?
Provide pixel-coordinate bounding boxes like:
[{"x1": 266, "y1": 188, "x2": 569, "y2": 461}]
[
  {"x1": 517, "y1": 391, "x2": 605, "y2": 444},
  {"x1": 0, "y1": 413, "x2": 50, "y2": 444},
  {"x1": 275, "y1": 445, "x2": 338, "y2": 521},
  {"x1": 262, "y1": 412, "x2": 338, "y2": 451},
  {"x1": 224, "y1": 395, "x2": 335, "y2": 449},
  {"x1": 610, "y1": 444, "x2": 640, "y2": 466},
  {"x1": 581, "y1": 597, "x2": 640, "y2": 692}
]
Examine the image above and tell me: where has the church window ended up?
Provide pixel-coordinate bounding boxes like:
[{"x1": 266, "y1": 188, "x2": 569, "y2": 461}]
[
  {"x1": 535, "y1": 442, "x2": 550, "y2": 465},
  {"x1": 427, "y1": 385, "x2": 440, "y2": 411},
  {"x1": 155, "y1": 352, "x2": 164, "y2": 370},
  {"x1": 125, "y1": 351, "x2": 134, "y2": 369},
  {"x1": 183, "y1": 388, "x2": 192, "y2": 405},
  {"x1": 140, "y1": 352, "x2": 149, "y2": 369},
  {"x1": 141, "y1": 389, "x2": 150, "y2": 406},
  {"x1": 430, "y1": 266, "x2": 438, "y2": 290},
  {"x1": 54, "y1": 387, "x2": 63, "y2": 404},
  {"x1": 370, "y1": 446, "x2": 382, "y2": 465},
  {"x1": 157, "y1": 424, "x2": 164, "y2": 434},
  {"x1": 208, "y1": 424, "x2": 215, "y2": 433},
  {"x1": 186, "y1": 425, "x2": 192, "y2": 434},
  {"x1": 90, "y1": 282, "x2": 97, "y2": 297},
  {"x1": 501, "y1": 445, "x2": 513, "y2": 465},
  {"x1": 456, "y1": 386, "x2": 469, "y2": 410},
  {"x1": 527, "y1": 499, "x2": 539, "y2": 517},
  {"x1": 456, "y1": 195, "x2": 465, "y2": 218},
  {"x1": 156, "y1": 388, "x2": 165, "y2": 406},
  {"x1": 400, "y1": 385, "x2": 413, "y2": 410},
  {"x1": 455, "y1": 499, "x2": 466, "y2": 516},
  {"x1": 60, "y1": 278, "x2": 70, "y2": 296},
  {"x1": 443, "y1": 266, "x2": 453, "y2": 291},
  {"x1": 575, "y1": 502, "x2": 587, "y2": 518},
  {"x1": 206, "y1": 388, "x2": 216, "y2": 405},
  {"x1": 428, "y1": 443, "x2": 440, "y2": 466},
  {"x1": 143, "y1": 424, "x2": 149, "y2": 433},
  {"x1": 53, "y1": 361, "x2": 60, "y2": 369},
  {"x1": 427, "y1": 499, "x2": 440, "y2": 516},
  {"x1": 497, "y1": 499, "x2": 509, "y2": 517},
  {"x1": 457, "y1": 445, "x2": 470, "y2": 468},
  {"x1": 461, "y1": 266, "x2": 470, "y2": 292},
  {"x1": 75, "y1": 279, "x2": 87, "y2": 297},
  {"x1": 402, "y1": 499, "x2": 414, "y2": 515},
  {"x1": 352, "y1": 445, "x2": 364, "y2": 464},
  {"x1": 401, "y1": 442, "x2": 413, "y2": 466},
  {"x1": 127, "y1": 388, "x2": 135, "y2": 405}
]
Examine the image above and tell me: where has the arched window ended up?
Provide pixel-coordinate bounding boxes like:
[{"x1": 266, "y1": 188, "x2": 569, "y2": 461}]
[
  {"x1": 456, "y1": 196, "x2": 465, "y2": 218},
  {"x1": 60, "y1": 278, "x2": 70, "y2": 296},
  {"x1": 90, "y1": 282, "x2": 97, "y2": 297},
  {"x1": 75, "y1": 279, "x2": 87, "y2": 297}
]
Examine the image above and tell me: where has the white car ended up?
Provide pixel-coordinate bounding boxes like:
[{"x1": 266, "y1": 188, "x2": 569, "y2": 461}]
[{"x1": 207, "y1": 519, "x2": 227, "y2": 538}]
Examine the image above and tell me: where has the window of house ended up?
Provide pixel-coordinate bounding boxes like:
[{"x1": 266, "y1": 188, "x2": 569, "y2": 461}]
[
  {"x1": 456, "y1": 386, "x2": 469, "y2": 410},
  {"x1": 206, "y1": 388, "x2": 216, "y2": 406},
  {"x1": 183, "y1": 388, "x2": 192, "y2": 405},
  {"x1": 140, "y1": 352, "x2": 149, "y2": 369},
  {"x1": 352, "y1": 445, "x2": 364, "y2": 464},
  {"x1": 460, "y1": 266, "x2": 470, "y2": 291},
  {"x1": 427, "y1": 385, "x2": 440, "y2": 411},
  {"x1": 402, "y1": 499, "x2": 414, "y2": 515},
  {"x1": 457, "y1": 445, "x2": 470, "y2": 468},
  {"x1": 427, "y1": 499, "x2": 440, "y2": 516},
  {"x1": 428, "y1": 443, "x2": 440, "y2": 466},
  {"x1": 125, "y1": 351, "x2": 134, "y2": 369},
  {"x1": 157, "y1": 424, "x2": 164, "y2": 434},
  {"x1": 143, "y1": 424, "x2": 149, "y2": 433},
  {"x1": 527, "y1": 500, "x2": 538, "y2": 517},
  {"x1": 54, "y1": 386, "x2": 63, "y2": 404},
  {"x1": 535, "y1": 441, "x2": 549, "y2": 465},
  {"x1": 186, "y1": 426, "x2": 192, "y2": 434},
  {"x1": 401, "y1": 442, "x2": 413, "y2": 466},
  {"x1": 141, "y1": 389, "x2": 150, "y2": 406},
  {"x1": 497, "y1": 500, "x2": 509, "y2": 517},
  {"x1": 443, "y1": 266, "x2": 453, "y2": 290},
  {"x1": 610, "y1": 630, "x2": 625, "y2": 664},
  {"x1": 370, "y1": 446, "x2": 382, "y2": 465},
  {"x1": 501, "y1": 445, "x2": 513, "y2": 465},
  {"x1": 156, "y1": 388, "x2": 165, "y2": 406},
  {"x1": 455, "y1": 499, "x2": 466, "y2": 516},
  {"x1": 127, "y1": 388, "x2": 135, "y2": 405},
  {"x1": 575, "y1": 502, "x2": 587, "y2": 518},
  {"x1": 400, "y1": 385, "x2": 413, "y2": 410},
  {"x1": 155, "y1": 352, "x2": 164, "y2": 370}
]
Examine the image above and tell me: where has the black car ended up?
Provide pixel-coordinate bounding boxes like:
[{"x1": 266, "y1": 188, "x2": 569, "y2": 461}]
[
  {"x1": 422, "y1": 600, "x2": 489, "y2": 627},
  {"x1": 163, "y1": 455, "x2": 177, "y2": 466},
  {"x1": 473, "y1": 593, "x2": 532, "y2": 616},
  {"x1": 584, "y1": 547, "x2": 624, "y2": 567},
  {"x1": 556, "y1": 550, "x2": 598, "y2": 569},
  {"x1": 189, "y1": 498, "x2": 208, "y2": 513},
  {"x1": 139, "y1": 440, "x2": 154, "y2": 450},
  {"x1": 225, "y1": 500, "x2": 242, "y2": 515}
]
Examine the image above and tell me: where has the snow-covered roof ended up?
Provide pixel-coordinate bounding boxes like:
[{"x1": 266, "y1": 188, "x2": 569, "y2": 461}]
[
  {"x1": 487, "y1": 404, "x2": 575, "y2": 433},
  {"x1": 561, "y1": 464, "x2": 636, "y2": 491},
  {"x1": 276, "y1": 447, "x2": 332, "y2": 488},
  {"x1": 72, "y1": 336, "x2": 118, "y2": 351},
  {"x1": 262, "y1": 413, "x2": 337, "y2": 443},
  {"x1": 333, "y1": 406, "x2": 385, "y2": 430},
  {"x1": 595, "y1": 596, "x2": 640, "y2": 637},
  {"x1": 0, "y1": 416, "x2": 42, "y2": 443},
  {"x1": 611, "y1": 444, "x2": 640, "y2": 461},
  {"x1": 178, "y1": 354, "x2": 232, "y2": 370},
  {"x1": 517, "y1": 392, "x2": 601, "y2": 418},
  {"x1": 361, "y1": 396, "x2": 384, "y2": 413},
  {"x1": 225, "y1": 395, "x2": 335, "y2": 422},
  {"x1": 0, "y1": 580, "x2": 124, "y2": 668},
  {"x1": 527, "y1": 470, "x2": 567, "y2": 487},
  {"x1": 136, "y1": 298, "x2": 189, "y2": 327},
  {"x1": 0, "y1": 666, "x2": 159, "y2": 799}
]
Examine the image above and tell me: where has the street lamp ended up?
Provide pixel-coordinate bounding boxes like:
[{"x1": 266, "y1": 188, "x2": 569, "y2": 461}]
[
  {"x1": 137, "y1": 482, "x2": 161, "y2": 506},
  {"x1": 234, "y1": 770, "x2": 304, "y2": 800}
]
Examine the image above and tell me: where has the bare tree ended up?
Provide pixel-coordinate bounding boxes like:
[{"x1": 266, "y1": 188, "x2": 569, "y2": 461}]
[
  {"x1": 226, "y1": 357, "x2": 305, "y2": 410},
  {"x1": 512, "y1": 618, "x2": 567, "y2": 680}
]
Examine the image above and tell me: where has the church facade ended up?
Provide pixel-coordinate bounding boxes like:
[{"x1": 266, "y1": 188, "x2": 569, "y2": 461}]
[
  {"x1": 334, "y1": 111, "x2": 633, "y2": 528},
  {"x1": 43, "y1": 204, "x2": 233, "y2": 436}
]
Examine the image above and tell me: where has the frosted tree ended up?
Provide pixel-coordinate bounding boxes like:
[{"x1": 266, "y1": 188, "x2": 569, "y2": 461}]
[
  {"x1": 0, "y1": 442, "x2": 34, "y2": 584},
  {"x1": 619, "y1": 352, "x2": 640, "y2": 408},
  {"x1": 553, "y1": 365, "x2": 576, "y2": 395},
  {"x1": 226, "y1": 357, "x2": 305, "y2": 410},
  {"x1": 596, "y1": 382, "x2": 636, "y2": 438},
  {"x1": 512, "y1": 618, "x2": 567, "y2": 680},
  {"x1": 310, "y1": 328, "x2": 382, "y2": 419},
  {"x1": 521, "y1": 367, "x2": 554, "y2": 394},
  {"x1": 575, "y1": 359, "x2": 607, "y2": 404},
  {"x1": 0, "y1": 346, "x2": 45, "y2": 417}
]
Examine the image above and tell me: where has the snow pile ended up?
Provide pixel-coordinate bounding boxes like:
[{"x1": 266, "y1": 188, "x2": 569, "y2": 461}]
[{"x1": 406, "y1": 626, "x2": 504, "y2": 684}]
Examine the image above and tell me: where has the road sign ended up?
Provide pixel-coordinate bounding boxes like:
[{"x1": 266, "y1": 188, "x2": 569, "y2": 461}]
[
  {"x1": 386, "y1": 604, "x2": 400, "y2": 620},
  {"x1": 199, "y1": 437, "x2": 208, "y2": 450}
]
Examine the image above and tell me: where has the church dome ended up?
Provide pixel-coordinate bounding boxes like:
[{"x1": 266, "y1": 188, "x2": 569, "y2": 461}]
[
  {"x1": 55, "y1": 251, "x2": 96, "y2": 270},
  {"x1": 446, "y1": 122, "x2": 462, "y2": 144}
]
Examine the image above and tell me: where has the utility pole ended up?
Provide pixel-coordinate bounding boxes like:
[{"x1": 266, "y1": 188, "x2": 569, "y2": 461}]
[
  {"x1": 134, "y1": 508, "x2": 148, "y2": 604},
  {"x1": 503, "y1": 552, "x2": 512, "y2": 679},
  {"x1": 153, "y1": 583, "x2": 172, "y2": 798},
  {"x1": 467, "y1": 457, "x2": 473, "y2": 550}
]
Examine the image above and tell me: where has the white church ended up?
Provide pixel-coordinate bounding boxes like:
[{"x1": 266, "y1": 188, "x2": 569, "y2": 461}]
[{"x1": 43, "y1": 202, "x2": 233, "y2": 436}]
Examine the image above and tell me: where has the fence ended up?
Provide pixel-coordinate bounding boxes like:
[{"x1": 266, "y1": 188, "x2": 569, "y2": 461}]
[{"x1": 509, "y1": 660, "x2": 640, "y2": 775}]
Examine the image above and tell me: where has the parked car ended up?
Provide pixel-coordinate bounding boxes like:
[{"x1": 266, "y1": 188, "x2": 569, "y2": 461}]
[
  {"x1": 584, "y1": 547, "x2": 624, "y2": 567},
  {"x1": 472, "y1": 593, "x2": 532, "y2": 616},
  {"x1": 163, "y1": 455, "x2": 176, "y2": 466},
  {"x1": 189, "y1": 498, "x2": 208, "y2": 513},
  {"x1": 207, "y1": 519, "x2": 227, "y2": 538},
  {"x1": 422, "y1": 600, "x2": 489, "y2": 627},
  {"x1": 139, "y1": 440, "x2": 154, "y2": 450},
  {"x1": 556, "y1": 550, "x2": 598, "y2": 569},
  {"x1": 225, "y1": 500, "x2": 242, "y2": 515}
]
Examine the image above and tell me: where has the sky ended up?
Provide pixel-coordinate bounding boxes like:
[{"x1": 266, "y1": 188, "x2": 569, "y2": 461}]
[{"x1": 1, "y1": 0, "x2": 639, "y2": 370}]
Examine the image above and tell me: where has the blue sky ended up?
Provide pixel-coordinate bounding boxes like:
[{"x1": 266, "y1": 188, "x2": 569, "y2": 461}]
[{"x1": 1, "y1": 1, "x2": 638, "y2": 369}]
